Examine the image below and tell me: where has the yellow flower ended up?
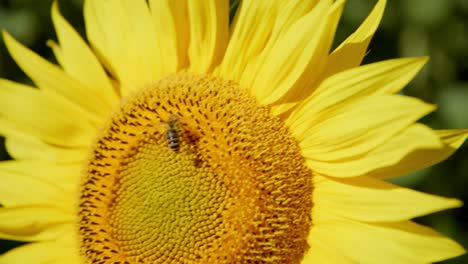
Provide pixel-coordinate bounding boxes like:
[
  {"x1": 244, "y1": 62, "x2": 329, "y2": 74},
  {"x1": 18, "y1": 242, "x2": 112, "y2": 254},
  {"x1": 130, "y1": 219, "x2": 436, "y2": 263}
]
[{"x1": 0, "y1": 0, "x2": 466, "y2": 263}]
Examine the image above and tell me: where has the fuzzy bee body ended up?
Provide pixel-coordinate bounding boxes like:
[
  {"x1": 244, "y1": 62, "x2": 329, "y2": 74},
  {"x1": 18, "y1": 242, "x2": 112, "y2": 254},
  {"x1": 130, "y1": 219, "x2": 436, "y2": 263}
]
[{"x1": 165, "y1": 115, "x2": 180, "y2": 152}]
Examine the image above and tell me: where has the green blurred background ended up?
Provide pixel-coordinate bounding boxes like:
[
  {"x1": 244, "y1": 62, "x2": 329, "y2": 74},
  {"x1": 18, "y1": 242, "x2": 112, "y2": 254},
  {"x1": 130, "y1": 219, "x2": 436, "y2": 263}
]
[{"x1": 0, "y1": 0, "x2": 467, "y2": 263}]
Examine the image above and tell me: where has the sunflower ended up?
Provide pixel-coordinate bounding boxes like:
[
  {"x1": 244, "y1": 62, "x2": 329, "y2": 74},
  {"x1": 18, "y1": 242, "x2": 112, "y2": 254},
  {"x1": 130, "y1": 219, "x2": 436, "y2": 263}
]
[{"x1": 0, "y1": 0, "x2": 466, "y2": 263}]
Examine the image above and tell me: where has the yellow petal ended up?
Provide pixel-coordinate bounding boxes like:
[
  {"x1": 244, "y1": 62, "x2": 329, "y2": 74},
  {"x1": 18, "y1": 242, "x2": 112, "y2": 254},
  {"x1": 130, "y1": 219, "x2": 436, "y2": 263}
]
[
  {"x1": 438, "y1": 129, "x2": 468, "y2": 147},
  {"x1": 245, "y1": 0, "x2": 340, "y2": 105},
  {"x1": 0, "y1": 160, "x2": 80, "y2": 196},
  {"x1": 273, "y1": 0, "x2": 388, "y2": 118},
  {"x1": 302, "y1": 240, "x2": 355, "y2": 264},
  {"x1": 215, "y1": 1, "x2": 277, "y2": 82},
  {"x1": 0, "y1": 171, "x2": 73, "y2": 209},
  {"x1": 267, "y1": 0, "x2": 319, "y2": 42},
  {"x1": 50, "y1": 2, "x2": 118, "y2": 110},
  {"x1": 0, "y1": 102, "x2": 87, "y2": 163},
  {"x1": 187, "y1": 0, "x2": 229, "y2": 73},
  {"x1": 3, "y1": 134, "x2": 87, "y2": 163},
  {"x1": 84, "y1": 0, "x2": 179, "y2": 96},
  {"x1": 2, "y1": 31, "x2": 106, "y2": 124},
  {"x1": 287, "y1": 57, "x2": 428, "y2": 126},
  {"x1": 0, "y1": 231, "x2": 79, "y2": 264},
  {"x1": 149, "y1": 0, "x2": 189, "y2": 69},
  {"x1": 0, "y1": 205, "x2": 73, "y2": 242},
  {"x1": 250, "y1": 0, "x2": 320, "y2": 115},
  {"x1": 322, "y1": 0, "x2": 386, "y2": 78},
  {"x1": 310, "y1": 216, "x2": 466, "y2": 263},
  {"x1": 370, "y1": 129, "x2": 468, "y2": 179},
  {"x1": 47, "y1": 39, "x2": 64, "y2": 66},
  {"x1": 272, "y1": 0, "x2": 347, "y2": 109},
  {"x1": 306, "y1": 123, "x2": 442, "y2": 178},
  {"x1": 313, "y1": 174, "x2": 461, "y2": 222},
  {"x1": 0, "y1": 79, "x2": 96, "y2": 148},
  {"x1": 296, "y1": 95, "x2": 435, "y2": 160}
]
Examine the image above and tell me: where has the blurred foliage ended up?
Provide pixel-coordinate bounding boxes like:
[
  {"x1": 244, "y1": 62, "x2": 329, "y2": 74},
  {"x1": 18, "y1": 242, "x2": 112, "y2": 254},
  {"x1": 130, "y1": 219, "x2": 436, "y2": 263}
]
[{"x1": 0, "y1": 0, "x2": 467, "y2": 263}]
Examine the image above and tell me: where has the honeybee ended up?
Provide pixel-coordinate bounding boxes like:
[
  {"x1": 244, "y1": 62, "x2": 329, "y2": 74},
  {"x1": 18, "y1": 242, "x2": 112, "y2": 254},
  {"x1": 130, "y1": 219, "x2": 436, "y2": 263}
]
[{"x1": 164, "y1": 114, "x2": 180, "y2": 152}]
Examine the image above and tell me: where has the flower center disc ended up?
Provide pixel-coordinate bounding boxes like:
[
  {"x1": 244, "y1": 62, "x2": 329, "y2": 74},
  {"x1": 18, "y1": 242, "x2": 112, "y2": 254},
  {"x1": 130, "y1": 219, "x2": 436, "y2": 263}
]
[{"x1": 78, "y1": 72, "x2": 313, "y2": 263}]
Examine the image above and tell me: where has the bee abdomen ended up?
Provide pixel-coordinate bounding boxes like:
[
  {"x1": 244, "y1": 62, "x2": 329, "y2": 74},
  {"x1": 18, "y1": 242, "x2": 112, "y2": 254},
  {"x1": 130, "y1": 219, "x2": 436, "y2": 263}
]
[{"x1": 166, "y1": 129, "x2": 180, "y2": 151}]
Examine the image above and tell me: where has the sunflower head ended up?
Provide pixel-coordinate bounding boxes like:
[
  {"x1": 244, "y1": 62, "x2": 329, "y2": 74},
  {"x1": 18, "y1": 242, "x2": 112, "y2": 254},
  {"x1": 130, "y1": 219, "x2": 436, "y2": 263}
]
[{"x1": 79, "y1": 72, "x2": 313, "y2": 262}]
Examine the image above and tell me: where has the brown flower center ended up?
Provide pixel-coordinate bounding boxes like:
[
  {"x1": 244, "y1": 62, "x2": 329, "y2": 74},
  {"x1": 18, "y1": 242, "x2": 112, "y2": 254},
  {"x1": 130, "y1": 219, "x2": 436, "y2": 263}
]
[{"x1": 78, "y1": 72, "x2": 313, "y2": 263}]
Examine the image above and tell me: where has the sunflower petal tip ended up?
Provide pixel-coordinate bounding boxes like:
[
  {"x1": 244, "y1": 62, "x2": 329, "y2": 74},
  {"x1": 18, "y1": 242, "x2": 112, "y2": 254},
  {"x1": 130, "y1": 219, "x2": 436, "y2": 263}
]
[
  {"x1": 411, "y1": 56, "x2": 429, "y2": 68},
  {"x1": 401, "y1": 56, "x2": 429, "y2": 69},
  {"x1": 335, "y1": 0, "x2": 347, "y2": 6},
  {"x1": 451, "y1": 198, "x2": 463, "y2": 208},
  {"x1": 2, "y1": 30, "x2": 17, "y2": 50},
  {"x1": 2, "y1": 31, "x2": 30, "y2": 62},
  {"x1": 46, "y1": 39, "x2": 55, "y2": 48},
  {"x1": 427, "y1": 102, "x2": 438, "y2": 112},
  {"x1": 51, "y1": 1, "x2": 62, "y2": 22},
  {"x1": 2, "y1": 30, "x2": 11, "y2": 41},
  {"x1": 378, "y1": 0, "x2": 387, "y2": 6},
  {"x1": 447, "y1": 241, "x2": 467, "y2": 260},
  {"x1": 416, "y1": 101, "x2": 437, "y2": 116}
]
